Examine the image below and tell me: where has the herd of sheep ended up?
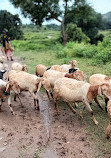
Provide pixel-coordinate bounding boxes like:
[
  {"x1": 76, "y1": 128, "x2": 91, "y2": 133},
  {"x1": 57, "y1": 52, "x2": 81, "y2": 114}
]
[{"x1": 0, "y1": 56, "x2": 111, "y2": 139}]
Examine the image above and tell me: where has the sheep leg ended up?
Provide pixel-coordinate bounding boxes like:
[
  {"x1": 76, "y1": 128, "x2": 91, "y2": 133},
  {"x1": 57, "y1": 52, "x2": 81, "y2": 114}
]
[
  {"x1": 105, "y1": 122, "x2": 111, "y2": 139},
  {"x1": 46, "y1": 90, "x2": 51, "y2": 100},
  {"x1": 17, "y1": 94, "x2": 23, "y2": 107},
  {"x1": 84, "y1": 101, "x2": 98, "y2": 125},
  {"x1": 80, "y1": 106, "x2": 85, "y2": 118},
  {"x1": 73, "y1": 102, "x2": 78, "y2": 108},
  {"x1": 94, "y1": 97, "x2": 103, "y2": 110},
  {"x1": 54, "y1": 101, "x2": 60, "y2": 114},
  {"x1": 66, "y1": 102, "x2": 76, "y2": 114},
  {"x1": 30, "y1": 91, "x2": 39, "y2": 110},
  {"x1": 14, "y1": 94, "x2": 17, "y2": 101},
  {"x1": 0, "y1": 99, "x2": 2, "y2": 111},
  {"x1": 8, "y1": 95, "x2": 15, "y2": 115},
  {"x1": 105, "y1": 97, "x2": 109, "y2": 112}
]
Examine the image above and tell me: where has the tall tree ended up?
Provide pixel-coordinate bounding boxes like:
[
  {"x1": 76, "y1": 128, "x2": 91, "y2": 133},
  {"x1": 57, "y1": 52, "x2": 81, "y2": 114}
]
[
  {"x1": 10, "y1": 0, "x2": 87, "y2": 45},
  {"x1": 65, "y1": 2, "x2": 105, "y2": 44},
  {"x1": 0, "y1": 10, "x2": 23, "y2": 39}
]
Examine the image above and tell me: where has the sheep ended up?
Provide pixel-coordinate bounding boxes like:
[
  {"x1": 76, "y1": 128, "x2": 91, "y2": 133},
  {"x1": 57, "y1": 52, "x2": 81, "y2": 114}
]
[
  {"x1": 50, "y1": 65, "x2": 61, "y2": 71},
  {"x1": 0, "y1": 70, "x2": 7, "y2": 79},
  {"x1": 105, "y1": 100, "x2": 111, "y2": 139},
  {"x1": 43, "y1": 69, "x2": 84, "y2": 88},
  {"x1": 0, "y1": 56, "x2": 7, "y2": 63},
  {"x1": 0, "y1": 79, "x2": 20, "y2": 115},
  {"x1": 53, "y1": 78, "x2": 111, "y2": 125},
  {"x1": 65, "y1": 70, "x2": 84, "y2": 81},
  {"x1": 8, "y1": 70, "x2": 51, "y2": 110},
  {"x1": 11, "y1": 62, "x2": 28, "y2": 72},
  {"x1": 89, "y1": 74, "x2": 111, "y2": 111},
  {"x1": 35, "y1": 64, "x2": 47, "y2": 77},
  {"x1": 51, "y1": 60, "x2": 78, "y2": 72}
]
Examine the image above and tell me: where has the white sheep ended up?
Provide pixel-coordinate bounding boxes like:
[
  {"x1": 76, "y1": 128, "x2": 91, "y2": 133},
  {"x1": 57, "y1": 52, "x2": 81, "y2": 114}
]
[
  {"x1": 8, "y1": 70, "x2": 52, "y2": 110},
  {"x1": 11, "y1": 62, "x2": 28, "y2": 72},
  {"x1": 43, "y1": 69, "x2": 84, "y2": 88},
  {"x1": 43, "y1": 70, "x2": 66, "y2": 88},
  {"x1": 53, "y1": 78, "x2": 111, "y2": 125},
  {"x1": 51, "y1": 60, "x2": 78, "y2": 72},
  {"x1": 35, "y1": 64, "x2": 47, "y2": 76}
]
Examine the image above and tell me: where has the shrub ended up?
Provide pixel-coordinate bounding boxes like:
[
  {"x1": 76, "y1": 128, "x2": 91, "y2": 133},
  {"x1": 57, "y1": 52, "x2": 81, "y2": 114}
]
[{"x1": 66, "y1": 23, "x2": 90, "y2": 43}]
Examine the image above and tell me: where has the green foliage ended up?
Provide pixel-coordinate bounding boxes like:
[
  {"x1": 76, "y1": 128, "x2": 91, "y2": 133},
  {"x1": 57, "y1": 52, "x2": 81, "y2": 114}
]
[
  {"x1": 65, "y1": 2, "x2": 105, "y2": 44},
  {"x1": 66, "y1": 23, "x2": 90, "y2": 43},
  {"x1": 0, "y1": 10, "x2": 23, "y2": 39},
  {"x1": 12, "y1": 30, "x2": 60, "y2": 51},
  {"x1": 55, "y1": 31, "x2": 111, "y2": 65}
]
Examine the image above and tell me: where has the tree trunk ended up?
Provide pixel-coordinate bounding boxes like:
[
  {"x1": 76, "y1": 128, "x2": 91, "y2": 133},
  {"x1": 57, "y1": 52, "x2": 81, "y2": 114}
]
[{"x1": 61, "y1": 18, "x2": 68, "y2": 46}]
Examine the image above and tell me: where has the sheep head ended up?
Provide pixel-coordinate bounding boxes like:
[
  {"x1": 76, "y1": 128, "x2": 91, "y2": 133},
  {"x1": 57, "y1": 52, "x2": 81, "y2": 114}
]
[{"x1": 6, "y1": 81, "x2": 20, "y2": 94}]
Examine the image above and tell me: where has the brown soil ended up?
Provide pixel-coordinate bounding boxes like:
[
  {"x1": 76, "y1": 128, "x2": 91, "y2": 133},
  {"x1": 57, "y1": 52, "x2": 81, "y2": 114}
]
[{"x1": 0, "y1": 51, "x2": 97, "y2": 158}]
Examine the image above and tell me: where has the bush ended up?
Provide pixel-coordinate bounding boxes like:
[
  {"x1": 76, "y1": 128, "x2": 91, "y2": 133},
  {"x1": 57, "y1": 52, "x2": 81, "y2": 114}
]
[{"x1": 66, "y1": 23, "x2": 90, "y2": 43}]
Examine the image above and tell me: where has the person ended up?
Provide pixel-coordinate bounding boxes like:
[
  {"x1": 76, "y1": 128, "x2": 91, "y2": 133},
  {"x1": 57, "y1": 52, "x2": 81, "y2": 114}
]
[
  {"x1": 1, "y1": 31, "x2": 8, "y2": 54},
  {"x1": 6, "y1": 37, "x2": 14, "y2": 61},
  {"x1": 1, "y1": 31, "x2": 14, "y2": 61}
]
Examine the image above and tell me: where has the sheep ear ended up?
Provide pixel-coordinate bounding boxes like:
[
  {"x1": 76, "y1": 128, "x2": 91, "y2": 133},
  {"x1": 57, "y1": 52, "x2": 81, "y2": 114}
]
[
  {"x1": 98, "y1": 86, "x2": 102, "y2": 96},
  {"x1": 5, "y1": 82, "x2": 10, "y2": 92}
]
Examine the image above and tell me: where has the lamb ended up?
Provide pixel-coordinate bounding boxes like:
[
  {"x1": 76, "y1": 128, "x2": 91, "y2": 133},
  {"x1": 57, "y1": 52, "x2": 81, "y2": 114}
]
[
  {"x1": 89, "y1": 74, "x2": 111, "y2": 111},
  {"x1": 8, "y1": 70, "x2": 51, "y2": 110},
  {"x1": 11, "y1": 62, "x2": 28, "y2": 72},
  {"x1": 0, "y1": 79, "x2": 20, "y2": 115},
  {"x1": 53, "y1": 78, "x2": 111, "y2": 125},
  {"x1": 105, "y1": 100, "x2": 111, "y2": 139},
  {"x1": 35, "y1": 64, "x2": 47, "y2": 77}
]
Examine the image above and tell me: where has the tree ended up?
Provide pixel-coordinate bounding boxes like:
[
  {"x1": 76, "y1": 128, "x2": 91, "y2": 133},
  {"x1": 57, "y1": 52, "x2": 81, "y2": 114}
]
[
  {"x1": 10, "y1": 0, "x2": 88, "y2": 45},
  {"x1": 65, "y1": 2, "x2": 105, "y2": 44},
  {"x1": 0, "y1": 10, "x2": 23, "y2": 39}
]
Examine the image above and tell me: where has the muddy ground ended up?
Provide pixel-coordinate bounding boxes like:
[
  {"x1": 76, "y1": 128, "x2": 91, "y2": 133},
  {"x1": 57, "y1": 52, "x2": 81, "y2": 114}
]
[{"x1": 0, "y1": 52, "x2": 98, "y2": 158}]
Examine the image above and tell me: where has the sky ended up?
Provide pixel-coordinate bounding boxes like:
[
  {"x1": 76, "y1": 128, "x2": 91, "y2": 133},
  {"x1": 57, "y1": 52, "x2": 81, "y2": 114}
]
[{"x1": 0, "y1": 0, "x2": 111, "y2": 25}]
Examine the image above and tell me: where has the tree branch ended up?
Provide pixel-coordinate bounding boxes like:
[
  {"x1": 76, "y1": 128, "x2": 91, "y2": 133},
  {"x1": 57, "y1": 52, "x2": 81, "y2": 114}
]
[{"x1": 49, "y1": 11, "x2": 62, "y2": 23}]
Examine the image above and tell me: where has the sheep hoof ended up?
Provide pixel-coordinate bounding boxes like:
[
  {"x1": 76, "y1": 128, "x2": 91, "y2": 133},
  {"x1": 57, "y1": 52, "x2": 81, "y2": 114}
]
[
  {"x1": 35, "y1": 106, "x2": 39, "y2": 110},
  {"x1": 11, "y1": 111, "x2": 15, "y2": 115},
  {"x1": 106, "y1": 135, "x2": 110, "y2": 139},
  {"x1": 72, "y1": 111, "x2": 76, "y2": 114},
  {"x1": 95, "y1": 120, "x2": 98, "y2": 125}
]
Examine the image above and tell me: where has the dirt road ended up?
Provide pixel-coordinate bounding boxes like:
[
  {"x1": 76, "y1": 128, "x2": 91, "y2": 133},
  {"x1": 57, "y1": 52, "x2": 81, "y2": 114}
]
[{"x1": 0, "y1": 51, "x2": 96, "y2": 158}]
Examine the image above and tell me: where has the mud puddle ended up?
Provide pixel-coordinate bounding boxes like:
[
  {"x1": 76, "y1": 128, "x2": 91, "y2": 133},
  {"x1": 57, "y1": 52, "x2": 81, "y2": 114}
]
[{"x1": 39, "y1": 94, "x2": 58, "y2": 158}]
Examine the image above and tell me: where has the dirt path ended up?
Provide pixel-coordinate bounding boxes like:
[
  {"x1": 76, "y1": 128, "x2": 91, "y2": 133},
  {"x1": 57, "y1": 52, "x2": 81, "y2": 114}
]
[{"x1": 0, "y1": 50, "x2": 96, "y2": 158}]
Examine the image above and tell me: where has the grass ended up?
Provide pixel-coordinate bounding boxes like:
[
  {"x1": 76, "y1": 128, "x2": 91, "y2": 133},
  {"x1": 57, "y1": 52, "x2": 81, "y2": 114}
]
[{"x1": 12, "y1": 29, "x2": 111, "y2": 157}]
